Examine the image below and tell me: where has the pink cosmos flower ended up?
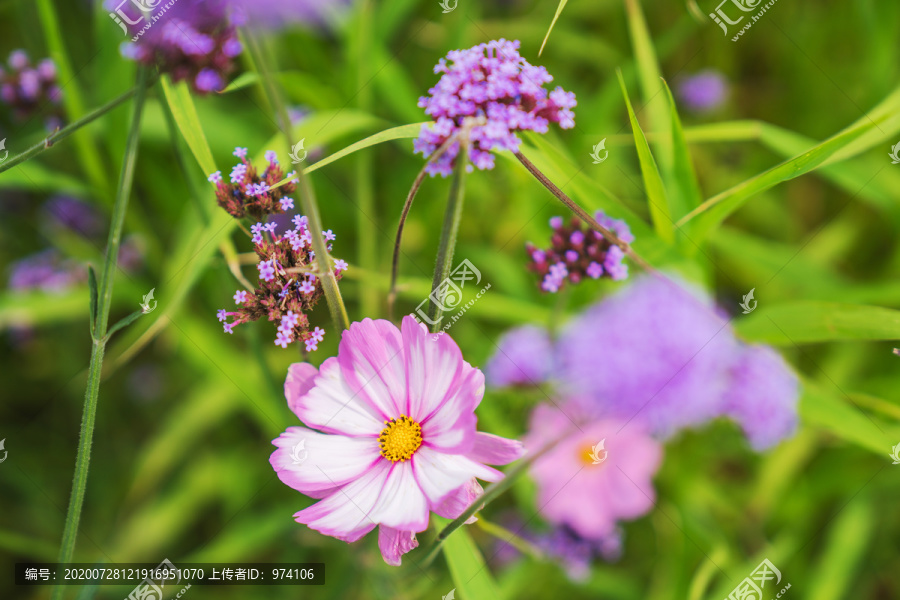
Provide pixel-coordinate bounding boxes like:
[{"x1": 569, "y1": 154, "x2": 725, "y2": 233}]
[
  {"x1": 524, "y1": 404, "x2": 662, "y2": 541},
  {"x1": 270, "y1": 316, "x2": 525, "y2": 565}
]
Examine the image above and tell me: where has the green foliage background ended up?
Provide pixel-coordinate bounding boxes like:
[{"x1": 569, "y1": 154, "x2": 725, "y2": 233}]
[{"x1": 1, "y1": 0, "x2": 899, "y2": 598}]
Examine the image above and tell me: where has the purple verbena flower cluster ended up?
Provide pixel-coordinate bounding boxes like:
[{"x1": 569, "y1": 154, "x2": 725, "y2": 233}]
[
  {"x1": 209, "y1": 148, "x2": 297, "y2": 221},
  {"x1": 216, "y1": 216, "x2": 347, "y2": 351},
  {"x1": 526, "y1": 211, "x2": 633, "y2": 293},
  {"x1": 8, "y1": 249, "x2": 84, "y2": 293},
  {"x1": 116, "y1": 1, "x2": 242, "y2": 94},
  {"x1": 229, "y1": 0, "x2": 351, "y2": 29},
  {"x1": 8, "y1": 237, "x2": 144, "y2": 294},
  {"x1": 414, "y1": 39, "x2": 577, "y2": 177},
  {"x1": 491, "y1": 515, "x2": 621, "y2": 582},
  {"x1": 0, "y1": 50, "x2": 63, "y2": 129},
  {"x1": 43, "y1": 196, "x2": 104, "y2": 238}
]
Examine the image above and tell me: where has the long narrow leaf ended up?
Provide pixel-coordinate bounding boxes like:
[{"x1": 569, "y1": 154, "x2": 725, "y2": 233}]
[
  {"x1": 538, "y1": 0, "x2": 570, "y2": 56},
  {"x1": 160, "y1": 77, "x2": 218, "y2": 175},
  {"x1": 304, "y1": 122, "x2": 426, "y2": 174},
  {"x1": 662, "y1": 79, "x2": 703, "y2": 216},
  {"x1": 678, "y1": 117, "x2": 882, "y2": 241},
  {"x1": 623, "y1": 0, "x2": 673, "y2": 185},
  {"x1": 617, "y1": 71, "x2": 675, "y2": 244},
  {"x1": 433, "y1": 516, "x2": 500, "y2": 600},
  {"x1": 736, "y1": 301, "x2": 900, "y2": 344}
]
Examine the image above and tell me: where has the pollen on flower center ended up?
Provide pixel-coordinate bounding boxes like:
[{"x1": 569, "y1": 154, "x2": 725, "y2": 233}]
[{"x1": 378, "y1": 415, "x2": 423, "y2": 462}]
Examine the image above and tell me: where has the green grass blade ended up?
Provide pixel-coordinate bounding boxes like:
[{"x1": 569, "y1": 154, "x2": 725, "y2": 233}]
[
  {"x1": 806, "y1": 498, "x2": 874, "y2": 600},
  {"x1": 662, "y1": 79, "x2": 703, "y2": 216},
  {"x1": 623, "y1": 0, "x2": 673, "y2": 184},
  {"x1": 617, "y1": 70, "x2": 675, "y2": 244},
  {"x1": 538, "y1": 0, "x2": 570, "y2": 56},
  {"x1": 304, "y1": 122, "x2": 426, "y2": 174},
  {"x1": 433, "y1": 516, "x2": 500, "y2": 600},
  {"x1": 160, "y1": 77, "x2": 218, "y2": 175},
  {"x1": 35, "y1": 0, "x2": 107, "y2": 196},
  {"x1": 800, "y1": 382, "x2": 895, "y2": 455},
  {"x1": 678, "y1": 117, "x2": 882, "y2": 241},
  {"x1": 735, "y1": 301, "x2": 900, "y2": 344}
]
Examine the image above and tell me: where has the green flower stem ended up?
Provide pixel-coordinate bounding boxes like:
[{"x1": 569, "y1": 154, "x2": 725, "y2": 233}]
[
  {"x1": 243, "y1": 28, "x2": 351, "y2": 332},
  {"x1": 388, "y1": 133, "x2": 460, "y2": 321},
  {"x1": 51, "y1": 66, "x2": 150, "y2": 600},
  {"x1": 426, "y1": 134, "x2": 470, "y2": 331},
  {"x1": 0, "y1": 80, "x2": 154, "y2": 177},
  {"x1": 513, "y1": 150, "x2": 653, "y2": 272},
  {"x1": 35, "y1": 0, "x2": 106, "y2": 194},
  {"x1": 355, "y1": 0, "x2": 378, "y2": 318},
  {"x1": 418, "y1": 425, "x2": 576, "y2": 568}
]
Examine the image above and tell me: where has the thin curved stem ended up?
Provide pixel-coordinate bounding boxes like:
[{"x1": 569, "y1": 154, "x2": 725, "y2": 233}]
[
  {"x1": 51, "y1": 66, "x2": 150, "y2": 600},
  {"x1": 513, "y1": 150, "x2": 653, "y2": 272},
  {"x1": 418, "y1": 423, "x2": 577, "y2": 568},
  {"x1": 387, "y1": 133, "x2": 459, "y2": 321},
  {"x1": 0, "y1": 77, "x2": 155, "y2": 176},
  {"x1": 426, "y1": 135, "x2": 470, "y2": 330}
]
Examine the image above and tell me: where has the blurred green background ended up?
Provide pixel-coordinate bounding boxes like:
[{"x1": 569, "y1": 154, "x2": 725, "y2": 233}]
[{"x1": 2, "y1": 0, "x2": 900, "y2": 598}]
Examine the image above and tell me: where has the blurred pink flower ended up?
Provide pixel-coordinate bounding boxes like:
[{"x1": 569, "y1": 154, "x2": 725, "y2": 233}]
[
  {"x1": 487, "y1": 276, "x2": 799, "y2": 450},
  {"x1": 270, "y1": 316, "x2": 524, "y2": 565},
  {"x1": 524, "y1": 404, "x2": 662, "y2": 541}
]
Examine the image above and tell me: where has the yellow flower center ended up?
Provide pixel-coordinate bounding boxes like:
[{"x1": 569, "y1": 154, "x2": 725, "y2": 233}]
[
  {"x1": 378, "y1": 415, "x2": 423, "y2": 462},
  {"x1": 580, "y1": 445, "x2": 597, "y2": 465}
]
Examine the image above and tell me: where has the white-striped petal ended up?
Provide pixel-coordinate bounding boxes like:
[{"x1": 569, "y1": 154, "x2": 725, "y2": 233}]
[
  {"x1": 291, "y1": 357, "x2": 384, "y2": 437},
  {"x1": 270, "y1": 426, "x2": 381, "y2": 494}
]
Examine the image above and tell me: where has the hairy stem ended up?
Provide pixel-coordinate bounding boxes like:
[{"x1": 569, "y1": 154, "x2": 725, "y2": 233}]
[
  {"x1": 0, "y1": 80, "x2": 154, "y2": 176},
  {"x1": 426, "y1": 136, "x2": 469, "y2": 330},
  {"x1": 388, "y1": 133, "x2": 459, "y2": 320},
  {"x1": 418, "y1": 424, "x2": 576, "y2": 568},
  {"x1": 52, "y1": 67, "x2": 150, "y2": 600}
]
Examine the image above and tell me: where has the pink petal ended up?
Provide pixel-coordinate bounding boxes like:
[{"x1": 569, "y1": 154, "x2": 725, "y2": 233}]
[
  {"x1": 466, "y1": 432, "x2": 525, "y2": 465},
  {"x1": 339, "y1": 318, "x2": 407, "y2": 420},
  {"x1": 378, "y1": 526, "x2": 419, "y2": 566},
  {"x1": 367, "y1": 462, "x2": 430, "y2": 532},
  {"x1": 432, "y1": 477, "x2": 483, "y2": 524},
  {"x1": 419, "y1": 367, "x2": 482, "y2": 453},
  {"x1": 270, "y1": 426, "x2": 381, "y2": 494},
  {"x1": 294, "y1": 461, "x2": 390, "y2": 542},
  {"x1": 401, "y1": 315, "x2": 463, "y2": 419},
  {"x1": 411, "y1": 446, "x2": 502, "y2": 510},
  {"x1": 285, "y1": 363, "x2": 319, "y2": 419},
  {"x1": 290, "y1": 357, "x2": 384, "y2": 437}
]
